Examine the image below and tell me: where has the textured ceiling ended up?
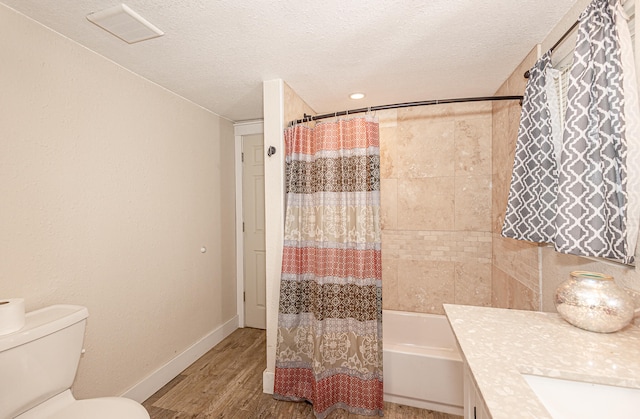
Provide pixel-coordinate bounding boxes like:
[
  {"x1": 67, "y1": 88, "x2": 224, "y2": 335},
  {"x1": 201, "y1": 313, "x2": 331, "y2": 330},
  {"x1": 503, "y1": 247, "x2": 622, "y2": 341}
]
[{"x1": 1, "y1": 0, "x2": 578, "y2": 121}]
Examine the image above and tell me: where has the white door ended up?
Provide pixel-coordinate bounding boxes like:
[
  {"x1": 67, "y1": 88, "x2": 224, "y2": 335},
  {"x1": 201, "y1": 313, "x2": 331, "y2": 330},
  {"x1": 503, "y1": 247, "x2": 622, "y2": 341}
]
[{"x1": 242, "y1": 134, "x2": 266, "y2": 329}]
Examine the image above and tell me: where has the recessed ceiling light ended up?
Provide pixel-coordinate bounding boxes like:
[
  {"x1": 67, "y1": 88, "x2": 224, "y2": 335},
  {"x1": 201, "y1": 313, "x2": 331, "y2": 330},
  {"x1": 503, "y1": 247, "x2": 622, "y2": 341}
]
[
  {"x1": 87, "y1": 4, "x2": 164, "y2": 44},
  {"x1": 350, "y1": 93, "x2": 365, "y2": 100}
]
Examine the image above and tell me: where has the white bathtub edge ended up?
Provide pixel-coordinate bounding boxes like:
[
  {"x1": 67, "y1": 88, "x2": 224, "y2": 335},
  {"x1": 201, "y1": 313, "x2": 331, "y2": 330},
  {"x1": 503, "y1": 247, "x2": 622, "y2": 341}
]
[
  {"x1": 383, "y1": 393, "x2": 464, "y2": 416},
  {"x1": 383, "y1": 343, "x2": 461, "y2": 360},
  {"x1": 383, "y1": 309, "x2": 464, "y2": 415}
]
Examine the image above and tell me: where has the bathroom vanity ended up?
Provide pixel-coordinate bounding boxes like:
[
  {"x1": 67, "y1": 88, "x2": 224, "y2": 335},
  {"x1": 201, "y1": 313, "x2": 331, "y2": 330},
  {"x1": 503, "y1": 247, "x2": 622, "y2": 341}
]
[{"x1": 443, "y1": 304, "x2": 640, "y2": 419}]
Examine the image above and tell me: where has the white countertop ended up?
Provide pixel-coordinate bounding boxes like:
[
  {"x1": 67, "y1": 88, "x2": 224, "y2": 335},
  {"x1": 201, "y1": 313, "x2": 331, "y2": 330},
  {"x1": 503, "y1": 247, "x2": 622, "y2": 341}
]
[{"x1": 443, "y1": 304, "x2": 640, "y2": 419}]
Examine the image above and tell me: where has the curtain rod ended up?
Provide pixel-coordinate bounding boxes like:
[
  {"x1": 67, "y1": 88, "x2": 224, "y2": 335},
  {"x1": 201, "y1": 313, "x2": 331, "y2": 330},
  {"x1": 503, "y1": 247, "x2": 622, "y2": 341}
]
[
  {"x1": 524, "y1": 19, "x2": 580, "y2": 78},
  {"x1": 289, "y1": 95, "x2": 523, "y2": 126}
]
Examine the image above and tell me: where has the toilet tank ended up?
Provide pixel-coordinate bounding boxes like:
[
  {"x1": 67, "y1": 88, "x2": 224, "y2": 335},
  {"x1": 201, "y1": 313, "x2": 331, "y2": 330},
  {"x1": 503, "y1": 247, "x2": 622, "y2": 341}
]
[{"x1": 0, "y1": 305, "x2": 89, "y2": 419}]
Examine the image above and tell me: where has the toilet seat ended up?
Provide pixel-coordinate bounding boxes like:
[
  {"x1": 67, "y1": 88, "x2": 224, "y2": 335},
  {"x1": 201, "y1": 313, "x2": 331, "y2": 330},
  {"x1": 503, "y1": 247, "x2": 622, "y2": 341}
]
[
  {"x1": 15, "y1": 390, "x2": 149, "y2": 419},
  {"x1": 49, "y1": 397, "x2": 150, "y2": 419}
]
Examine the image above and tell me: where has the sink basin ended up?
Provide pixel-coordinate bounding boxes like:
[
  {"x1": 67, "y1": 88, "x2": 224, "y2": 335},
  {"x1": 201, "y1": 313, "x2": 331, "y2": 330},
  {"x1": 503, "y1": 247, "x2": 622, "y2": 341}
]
[{"x1": 522, "y1": 373, "x2": 640, "y2": 419}]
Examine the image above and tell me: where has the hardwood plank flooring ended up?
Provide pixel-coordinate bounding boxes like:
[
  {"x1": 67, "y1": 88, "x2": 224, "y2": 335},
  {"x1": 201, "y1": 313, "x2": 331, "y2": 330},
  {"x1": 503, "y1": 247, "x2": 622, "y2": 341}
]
[{"x1": 143, "y1": 328, "x2": 463, "y2": 419}]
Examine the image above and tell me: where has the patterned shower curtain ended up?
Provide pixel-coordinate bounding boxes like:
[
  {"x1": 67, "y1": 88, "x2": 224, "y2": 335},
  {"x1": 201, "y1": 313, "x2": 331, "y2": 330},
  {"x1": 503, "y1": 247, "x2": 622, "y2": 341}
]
[
  {"x1": 273, "y1": 117, "x2": 383, "y2": 418},
  {"x1": 555, "y1": 0, "x2": 640, "y2": 264}
]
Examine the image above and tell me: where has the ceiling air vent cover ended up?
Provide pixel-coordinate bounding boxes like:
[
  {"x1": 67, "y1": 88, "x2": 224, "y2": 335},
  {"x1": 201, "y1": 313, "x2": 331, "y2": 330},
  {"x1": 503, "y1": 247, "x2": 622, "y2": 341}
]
[{"x1": 87, "y1": 3, "x2": 163, "y2": 44}]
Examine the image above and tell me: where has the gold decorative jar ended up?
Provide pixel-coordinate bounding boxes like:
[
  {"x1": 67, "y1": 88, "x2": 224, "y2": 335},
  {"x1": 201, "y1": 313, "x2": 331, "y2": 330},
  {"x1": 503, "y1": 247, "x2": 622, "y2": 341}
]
[{"x1": 554, "y1": 271, "x2": 634, "y2": 333}]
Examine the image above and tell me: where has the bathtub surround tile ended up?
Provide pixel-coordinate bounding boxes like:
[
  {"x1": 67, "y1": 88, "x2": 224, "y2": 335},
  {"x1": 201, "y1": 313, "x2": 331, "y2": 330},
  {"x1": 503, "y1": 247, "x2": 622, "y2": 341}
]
[
  {"x1": 491, "y1": 46, "x2": 535, "y2": 180},
  {"x1": 397, "y1": 177, "x2": 455, "y2": 231},
  {"x1": 381, "y1": 178, "x2": 398, "y2": 230},
  {"x1": 382, "y1": 257, "x2": 399, "y2": 310},
  {"x1": 489, "y1": 48, "x2": 542, "y2": 313},
  {"x1": 491, "y1": 265, "x2": 510, "y2": 309},
  {"x1": 398, "y1": 260, "x2": 455, "y2": 314},
  {"x1": 376, "y1": 109, "x2": 398, "y2": 128},
  {"x1": 397, "y1": 119, "x2": 455, "y2": 178},
  {"x1": 380, "y1": 100, "x2": 499, "y2": 314},
  {"x1": 397, "y1": 103, "x2": 457, "y2": 122},
  {"x1": 382, "y1": 230, "x2": 491, "y2": 264},
  {"x1": 510, "y1": 276, "x2": 539, "y2": 311},
  {"x1": 454, "y1": 175, "x2": 491, "y2": 232},
  {"x1": 454, "y1": 261, "x2": 492, "y2": 307},
  {"x1": 383, "y1": 46, "x2": 540, "y2": 316},
  {"x1": 380, "y1": 230, "x2": 401, "y2": 259},
  {"x1": 454, "y1": 117, "x2": 492, "y2": 176},
  {"x1": 284, "y1": 82, "x2": 316, "y2": 124},
  {"x1": 380, "y1": 125, "x2": 398, "y2": 179},
  {"x1": 491, "y1": 97, "x2": 510, "y2": 177},
  {"x1": 492, "y1": 235, "x2": 539, "y2": 292},
  {"x1": 490, "y1": 264, "x2": 538, "y2": 311},
  {"x1": 508, "y1": 105, "x2": 521, "y2": 150},
  {"x1": 398, "y1": 102, "x2": 493, "y2": 123},
  {"x1": 491, "y1": 93, "x2": 512, "y2": 234},
  {"x1": 492, "y1": 170, "x2": 510, "y2": 234},
  {"x1": 449, "y1": 101, "x2": 493, "y2": 118},
  {"x1": 506, "y1": 102, "x2": 521, "y2": 163}
]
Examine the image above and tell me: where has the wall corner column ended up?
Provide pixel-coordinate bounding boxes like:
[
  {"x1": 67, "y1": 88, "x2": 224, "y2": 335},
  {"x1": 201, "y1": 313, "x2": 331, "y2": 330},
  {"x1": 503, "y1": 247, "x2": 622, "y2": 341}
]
[{"x1": 262, "y1": 79, "x2": 285, "y2": 394}]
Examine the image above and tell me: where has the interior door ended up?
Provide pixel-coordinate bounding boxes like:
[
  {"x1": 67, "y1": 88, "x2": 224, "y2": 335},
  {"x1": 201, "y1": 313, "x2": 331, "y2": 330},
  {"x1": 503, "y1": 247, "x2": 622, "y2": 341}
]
[{"x1": 242, "y1": 134, "x2": 266, "y2": 329}]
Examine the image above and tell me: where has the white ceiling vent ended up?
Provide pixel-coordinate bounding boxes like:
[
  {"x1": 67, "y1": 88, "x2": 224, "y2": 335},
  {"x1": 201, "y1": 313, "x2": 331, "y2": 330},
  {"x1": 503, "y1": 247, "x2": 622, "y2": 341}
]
[{"x1": 87, "y1": 4, "x2": 164, "y2": 44}]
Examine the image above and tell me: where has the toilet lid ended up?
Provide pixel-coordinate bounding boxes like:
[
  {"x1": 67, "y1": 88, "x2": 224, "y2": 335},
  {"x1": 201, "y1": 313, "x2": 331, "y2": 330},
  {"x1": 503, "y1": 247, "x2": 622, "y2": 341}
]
[{"x1": 49, "y1": 397, "x2": 150, "y2": 419}]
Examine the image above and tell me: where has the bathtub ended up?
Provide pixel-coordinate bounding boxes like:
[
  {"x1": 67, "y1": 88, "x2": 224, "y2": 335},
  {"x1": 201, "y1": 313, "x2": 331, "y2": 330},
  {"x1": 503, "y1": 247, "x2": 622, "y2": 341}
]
[{"x1": 383, "y1": 310, "x2": 464, "y2": 416}]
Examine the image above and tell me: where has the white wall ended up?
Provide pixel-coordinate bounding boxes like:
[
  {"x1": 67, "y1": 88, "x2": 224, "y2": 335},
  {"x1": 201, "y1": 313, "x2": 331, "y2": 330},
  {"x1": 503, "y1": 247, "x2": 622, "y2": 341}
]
[
  {"x1": 262, "y1": 80, "x2": 316, "y2": 393},
  {"x1": 0, "y1": 4, "x2": 237, "y2": 400},
  {"x1": 262, "y1": 79, "x2": 285, "y2": 393}
]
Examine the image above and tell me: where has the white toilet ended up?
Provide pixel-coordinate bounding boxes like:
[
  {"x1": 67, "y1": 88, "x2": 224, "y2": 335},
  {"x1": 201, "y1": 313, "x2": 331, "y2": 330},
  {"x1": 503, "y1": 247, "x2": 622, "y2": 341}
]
[{"x1": 0, "y1": 304, "x2": 150, "y2": 419}]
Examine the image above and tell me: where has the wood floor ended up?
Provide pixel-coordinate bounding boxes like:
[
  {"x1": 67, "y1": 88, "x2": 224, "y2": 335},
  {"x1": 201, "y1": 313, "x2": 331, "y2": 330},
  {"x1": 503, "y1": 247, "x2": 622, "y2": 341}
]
[{"x1": 143, "y1": 328, "x2": 463, "y2": 419}]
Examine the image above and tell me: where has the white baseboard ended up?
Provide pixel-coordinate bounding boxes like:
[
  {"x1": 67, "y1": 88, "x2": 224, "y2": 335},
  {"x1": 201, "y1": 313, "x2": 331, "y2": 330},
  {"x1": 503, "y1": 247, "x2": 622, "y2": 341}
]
[
  {"x1": 263, "y1": 369, "x2": 274, "y2": 394},
  {"x1": 122, "y1": 315, "x2": 239, "y2": 403}
]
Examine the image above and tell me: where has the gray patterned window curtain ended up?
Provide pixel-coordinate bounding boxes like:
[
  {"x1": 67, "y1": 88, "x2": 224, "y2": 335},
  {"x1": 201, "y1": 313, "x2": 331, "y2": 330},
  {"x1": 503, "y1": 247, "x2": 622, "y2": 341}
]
[
  {"x1": 504, "y1": 0, "x2": 640, "y2": 265},
  {"x1": 555, "y1": 0, "x2": 640, "y2": 264},
  {"x1": 502, "y1": 51, "x2": 559, "y2": 243},
  {"x1": 273, "y1": 117, "x2": 383, "y2": 418}
]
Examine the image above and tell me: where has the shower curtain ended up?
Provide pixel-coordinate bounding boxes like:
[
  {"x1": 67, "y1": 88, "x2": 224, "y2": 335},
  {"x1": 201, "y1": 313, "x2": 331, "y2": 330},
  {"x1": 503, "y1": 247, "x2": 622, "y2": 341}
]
[
  {"x1": 555, "y1": 0, "x2": 640, "y2": 264},
  {"x1": 273, "y1": 117, "x2": 383, "y2": 418}
]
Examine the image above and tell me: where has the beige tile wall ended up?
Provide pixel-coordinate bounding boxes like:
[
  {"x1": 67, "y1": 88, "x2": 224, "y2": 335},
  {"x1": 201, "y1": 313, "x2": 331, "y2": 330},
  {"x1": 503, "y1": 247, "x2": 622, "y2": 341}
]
[
  {"x1": 490, "y1": 47, "x2": 541, "y2": 311},
  {"x1": 380, "y1": 47, "x2": 549, "y2": 315},
  {"x1": 380, "y1": 103, "x2": 493, "y2": 314}
]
